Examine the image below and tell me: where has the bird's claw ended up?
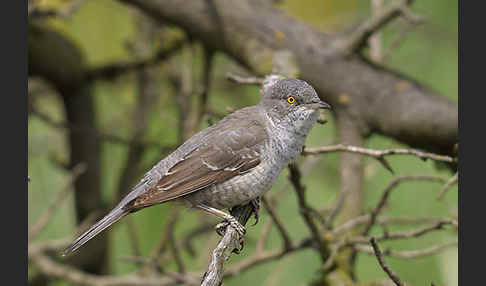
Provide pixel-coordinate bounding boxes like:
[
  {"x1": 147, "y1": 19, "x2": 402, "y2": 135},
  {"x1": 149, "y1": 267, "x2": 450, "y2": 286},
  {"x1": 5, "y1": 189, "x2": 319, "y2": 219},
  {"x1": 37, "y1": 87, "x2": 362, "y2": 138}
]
[
  {"x1": 250, "y1": 198, "x2": 260, "y2": 226},
  {"x1": 215, "y1": 218, "x2": 246, "y2": 236},
  {"x1": 215, "y1": 218, "x2": 246, "y2": 253},
  {"x1": 215, "y1": 221, "x2": 229, "y2": 236}
]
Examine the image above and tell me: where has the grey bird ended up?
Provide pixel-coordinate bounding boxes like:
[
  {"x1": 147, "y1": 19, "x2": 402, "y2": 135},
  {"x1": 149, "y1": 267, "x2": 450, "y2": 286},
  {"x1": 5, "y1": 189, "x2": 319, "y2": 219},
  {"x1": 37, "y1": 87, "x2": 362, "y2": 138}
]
[{"x1": 63, "y1": 77, "x2": 331, "y2": 255}]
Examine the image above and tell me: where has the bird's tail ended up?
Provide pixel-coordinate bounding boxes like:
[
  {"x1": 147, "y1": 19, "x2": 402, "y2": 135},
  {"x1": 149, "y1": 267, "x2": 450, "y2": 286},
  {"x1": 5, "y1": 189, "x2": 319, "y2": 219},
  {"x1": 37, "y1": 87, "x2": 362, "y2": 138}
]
[{"x1": 62, "y1": 207, "x2": 128, "y2": 255}]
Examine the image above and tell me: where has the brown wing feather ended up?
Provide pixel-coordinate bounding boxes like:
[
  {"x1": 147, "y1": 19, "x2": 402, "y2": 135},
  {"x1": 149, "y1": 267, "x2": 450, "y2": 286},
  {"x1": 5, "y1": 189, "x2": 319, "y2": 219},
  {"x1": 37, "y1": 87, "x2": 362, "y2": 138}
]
[{"x1": 124, "y1": 118, "x2": 266, "y2": 211}]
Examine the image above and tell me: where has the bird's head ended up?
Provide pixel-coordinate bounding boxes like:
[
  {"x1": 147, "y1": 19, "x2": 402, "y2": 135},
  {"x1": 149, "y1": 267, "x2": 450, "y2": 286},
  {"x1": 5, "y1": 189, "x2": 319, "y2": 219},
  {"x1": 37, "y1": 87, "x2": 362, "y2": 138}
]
[{"x1": 259, "y1": 78, "x2": 331, "y2": 123}]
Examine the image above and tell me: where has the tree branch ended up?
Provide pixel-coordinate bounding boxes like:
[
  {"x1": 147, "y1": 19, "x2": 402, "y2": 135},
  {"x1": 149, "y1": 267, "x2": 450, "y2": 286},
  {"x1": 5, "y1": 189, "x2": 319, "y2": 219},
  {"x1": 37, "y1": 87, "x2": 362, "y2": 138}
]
[
  {"x1": 118, "y1": 0, "x2": 457, "y2": 157},
  {"x1": 86, "y1": 38, "x2": 186, "y2": 82},
  {"x1": 28, "y1": 241, "x2": 200, "y2": 286},
  {"x1": 261, "y1": 196, "x2": 293, "y2": 250},
  {"x1": 200, "y1": 203, "x2": 255, "y2": 286},
  {"x1": 361, "y1": 175, "x2": 448, "y2": 236},
  {"x1": 437, "y1": 172, "x2": 458, "y2": 200},
  {"x1": 370, "y1": 237, "x2": 405, "y2": 286},
  {"x1": 356, "y1": 240, "x2": 457, "y2": 259},
  {"x1": 335, "y1": 0, "x2": 424, "y2": 56},
  {"x1": 288, "y1": 163, "x2": 329, "y2": 262},
  {"x1": 303, "y1": 144, "x2": 457, "y2": 174}
]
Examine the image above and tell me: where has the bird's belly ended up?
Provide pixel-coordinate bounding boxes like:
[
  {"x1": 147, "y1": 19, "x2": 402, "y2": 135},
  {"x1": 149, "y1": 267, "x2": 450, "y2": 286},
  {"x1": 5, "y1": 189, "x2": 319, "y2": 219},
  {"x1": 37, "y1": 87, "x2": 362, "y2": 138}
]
[{"x1": 184, "y1": 162, "x2": 282, "y2": 209}]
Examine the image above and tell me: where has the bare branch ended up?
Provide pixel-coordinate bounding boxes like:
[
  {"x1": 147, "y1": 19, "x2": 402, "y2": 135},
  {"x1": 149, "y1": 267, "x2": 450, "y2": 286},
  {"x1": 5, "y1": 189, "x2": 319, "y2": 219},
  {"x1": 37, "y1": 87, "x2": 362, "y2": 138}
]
[
  {"x1": 288, "y1": 163, "x2": 329, "y2": 262},
  {"x1": 195, "y1": 47, "x2": 215, "y2": 123},
  {"x1": 351, "y1": 218, "x2": 456, "y2": 244},
  {"x1": 336, "y1": 0, "x2": 424, "y2": 55},
  {"x1": 30, "y1": 106, "x2": 174, "y2": 151},
  {"x1": 356, "y1": 240, "x2": 457, "y2": 259},
  {"x1": 223, "y1": 238, "x2": 313, "y2": 279},
  {"x1": 261, "y1": 196, "x2": 293, "y2": 250},
  {"x1": 370, "y1": 237, "x2": 405, "y2": 286},
  {"x1": 369, "y1": 0, "x2": 384, "y2": 63},
  {"x1": 28, "y1": 241, "x2": 199, "y2": 286},
  {"x1": 361, "y1": 175, "x2": 447, "y2": 236},
  {"x1": 182, "y1": 222, "x2": 214, "y2": 257},
  {"x1": 323, "y1": 218, "x2": 456, "y2": 271},
  {"x1": 29, "y1": 163, "x2": 87, "y2": 241},
  {"x1": 226, "y1": 72, "x2": 264, "y2": 85},
  {"x1": 255, "y1": 220, "x2": 273, "y2": 253},
  {"x1": 201, "y1": 203, "x2": 255, "y2": 286},
  {"x1": 303, "y1": 144, "x2": 457, "y2": 174},
  {"x1": 86, "y1": 39, "x2": 186, "y2": 82},
  {"x1": 167, "y1": 209, "x2": 185, "y2": 274},
  {"x1": 125, "y1": 218, "x2": 142, "y2": 258},
  {"x1": 332, "y1": 215, "x2": 454, "y2": 237},
  {"x1": 437, "y1": 172, "x2": 458, "y2": 200},
  {"x1": 29, "y1": 0, "x2": 87, "y2": 19}
]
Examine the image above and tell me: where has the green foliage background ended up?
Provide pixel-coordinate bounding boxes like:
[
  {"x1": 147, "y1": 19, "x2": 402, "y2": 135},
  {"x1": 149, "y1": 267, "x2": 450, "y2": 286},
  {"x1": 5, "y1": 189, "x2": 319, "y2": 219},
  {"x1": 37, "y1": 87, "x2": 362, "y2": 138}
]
[{"x1": 28, "y1": 0, "x2": 458, "y2": 285}]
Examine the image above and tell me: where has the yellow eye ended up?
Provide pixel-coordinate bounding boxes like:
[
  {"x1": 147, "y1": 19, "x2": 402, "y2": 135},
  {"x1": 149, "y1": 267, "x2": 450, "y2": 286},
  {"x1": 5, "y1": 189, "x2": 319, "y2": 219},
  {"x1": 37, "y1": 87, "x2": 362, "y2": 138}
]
[{"x1": 287, "y1": 96, "x2": 295, "y2": 104}]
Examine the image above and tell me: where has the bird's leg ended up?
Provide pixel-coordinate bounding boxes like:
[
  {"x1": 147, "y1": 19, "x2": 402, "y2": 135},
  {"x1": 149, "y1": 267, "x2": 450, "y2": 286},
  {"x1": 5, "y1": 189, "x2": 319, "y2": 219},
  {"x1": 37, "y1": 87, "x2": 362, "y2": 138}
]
[{"x1": 195, "y1": 204, "x2": 246, "y2": 237}]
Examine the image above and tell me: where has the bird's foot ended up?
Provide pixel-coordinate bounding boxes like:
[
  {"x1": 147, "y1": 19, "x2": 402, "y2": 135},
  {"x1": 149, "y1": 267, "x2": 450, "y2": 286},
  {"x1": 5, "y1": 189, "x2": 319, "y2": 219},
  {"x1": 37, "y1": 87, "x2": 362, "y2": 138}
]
[
  {"x1": 215, "y1": 217, "x2": 246, "y2": 253},
  {"x1": 215, "y1": 217, "x2": 246, "y2": 237}
]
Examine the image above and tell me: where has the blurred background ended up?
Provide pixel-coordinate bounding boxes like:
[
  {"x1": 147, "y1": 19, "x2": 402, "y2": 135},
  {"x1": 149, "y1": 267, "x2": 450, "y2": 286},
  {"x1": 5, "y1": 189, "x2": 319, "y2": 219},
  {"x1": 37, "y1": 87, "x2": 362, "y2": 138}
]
[{"x1": 28, "y1": 0, "x2": 458, "y2": 285}]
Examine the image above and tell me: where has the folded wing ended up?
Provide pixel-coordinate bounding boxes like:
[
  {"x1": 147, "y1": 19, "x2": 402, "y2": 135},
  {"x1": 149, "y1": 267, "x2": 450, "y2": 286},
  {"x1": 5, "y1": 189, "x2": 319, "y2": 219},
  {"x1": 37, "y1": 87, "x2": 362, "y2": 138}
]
[{"x1": 124, "y1": 118, "x2": 267, "y2": 211}]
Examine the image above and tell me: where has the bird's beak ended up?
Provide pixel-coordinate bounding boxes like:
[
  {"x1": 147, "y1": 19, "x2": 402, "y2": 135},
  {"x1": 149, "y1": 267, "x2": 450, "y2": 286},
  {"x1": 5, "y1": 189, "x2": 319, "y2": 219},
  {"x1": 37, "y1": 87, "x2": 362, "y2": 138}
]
[{"x1": 306, "y1": 100, "x2": 332, "y2": 110}]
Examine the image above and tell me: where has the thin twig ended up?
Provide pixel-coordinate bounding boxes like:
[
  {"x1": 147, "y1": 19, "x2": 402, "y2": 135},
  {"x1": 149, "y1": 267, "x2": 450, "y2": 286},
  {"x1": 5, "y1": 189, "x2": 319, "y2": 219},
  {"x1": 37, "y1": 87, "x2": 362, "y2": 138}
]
[
  {"x1": 261, "y1": 196, "x2": 293, "y2": 250},
  {"x1": 196, "y1": 47, "x2": 214, "y2": 123},
  {"x1": 356, "y1": 240, "x2": 457, "y2": 259},
  {"x1": 288, "y1": 163, "x2": 329, "y2": 262},
  {"x1": 303, "y1": 144, "x2": 457, "y2": 173},
  {"x1": 226, "y1": 72, "x2": 264, "y2": 85},
  {"x1": 28, "y1": 163, "x2": 87, "y2": 241},
  {"x1": 30, "y1": 107, "x2": 173, "y2": 151},
  {"x1": 323, "y1": 218, "x2": 456, "y2": 271},
  {"x1": 167, "y1": 209, "x2": 185, "y2": 274},
  {"x1": 256, "y1": 220, "x2": 273, "y2": 253},
  {"x1": 29, "y1": 0, "x2": 87, "y2": 19},
  {"x1": 125, "y1": 218, "x2": 142, "y2": 258},
  {"x1": 369, "y1": 0, "x2": 384, "y2": 63},
  {"x1": 370, "y1": 237, "x2": 405, "y2": 286},
  {"x1": 361, "y1": 175, "x2": 447, "y2": 235},
  {"x1": 28, "y1": 241, "x2": 198, "y2": 286},
  {"x1": 332, "y1": 215, "x2": 453, "y2": 237},
  {"x1": 335, "y1": 0, "x2": 424, "y2": 55},
  {"x1": 223, "y1": 238, "x2": 313, "y2": 279},
  {"x1": 437, "y1": 172, "x2": 458, "y2": 200},
  {"x1": 86, "y1": 38, "x2": 186, "y2": 82},
  {"x1": 350, "y1": 219, "x2": 456, "y2": 245},
  {"x1": 182, "y1": 222, "x2": 215, "y2": 257}
]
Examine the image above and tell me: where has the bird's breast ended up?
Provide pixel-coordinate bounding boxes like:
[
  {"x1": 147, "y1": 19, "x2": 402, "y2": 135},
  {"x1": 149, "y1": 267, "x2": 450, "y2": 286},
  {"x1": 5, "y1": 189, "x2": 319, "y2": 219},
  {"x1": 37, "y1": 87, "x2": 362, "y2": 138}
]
[{"x1": 184, "y1": 160, "x2": 281, "y2": 209}]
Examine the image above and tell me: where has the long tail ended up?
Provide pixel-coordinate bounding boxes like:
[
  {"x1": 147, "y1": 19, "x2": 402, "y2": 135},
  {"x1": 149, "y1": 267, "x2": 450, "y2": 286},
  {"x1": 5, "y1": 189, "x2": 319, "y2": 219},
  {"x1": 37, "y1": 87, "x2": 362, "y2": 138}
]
[{"x1": 62, "y1": 207, "x2": 128, "y2": 255}]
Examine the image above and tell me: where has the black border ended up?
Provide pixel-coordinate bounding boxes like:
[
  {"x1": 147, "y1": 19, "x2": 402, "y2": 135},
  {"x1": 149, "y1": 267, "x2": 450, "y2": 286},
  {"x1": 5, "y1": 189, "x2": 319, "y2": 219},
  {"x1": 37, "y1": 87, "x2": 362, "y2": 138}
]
[{"x1": 6, "y1": 0, "x2": 28, "y2": 284}]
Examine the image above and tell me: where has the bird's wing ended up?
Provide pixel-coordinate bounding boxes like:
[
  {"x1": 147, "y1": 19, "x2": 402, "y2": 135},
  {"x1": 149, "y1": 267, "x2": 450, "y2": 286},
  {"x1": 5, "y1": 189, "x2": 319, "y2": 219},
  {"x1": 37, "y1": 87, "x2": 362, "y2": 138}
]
[{"x1": 124, "y1": 118, "x2": 267, "y2": 211}]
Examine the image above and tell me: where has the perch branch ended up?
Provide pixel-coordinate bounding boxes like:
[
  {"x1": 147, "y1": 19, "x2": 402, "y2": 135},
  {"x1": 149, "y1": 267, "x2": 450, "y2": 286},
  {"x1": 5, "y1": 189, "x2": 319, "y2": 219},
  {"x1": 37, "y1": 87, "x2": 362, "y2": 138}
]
[{"x1": 200, "y1": 203, "x2": 255, "y2": 286}]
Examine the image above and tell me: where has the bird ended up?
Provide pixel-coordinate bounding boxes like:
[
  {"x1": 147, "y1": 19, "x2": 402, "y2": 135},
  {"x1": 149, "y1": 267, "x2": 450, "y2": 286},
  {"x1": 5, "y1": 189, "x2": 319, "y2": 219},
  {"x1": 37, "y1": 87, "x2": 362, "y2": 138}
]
[{"x1": 63, "y1": 77, "x2": 331, "y2": 255}]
